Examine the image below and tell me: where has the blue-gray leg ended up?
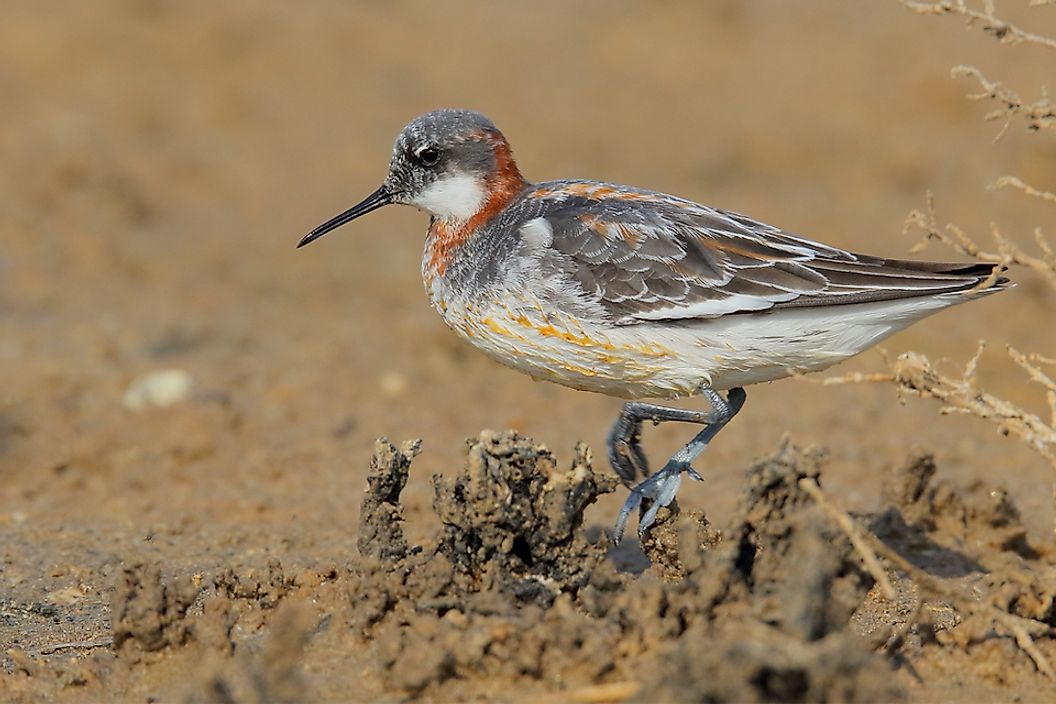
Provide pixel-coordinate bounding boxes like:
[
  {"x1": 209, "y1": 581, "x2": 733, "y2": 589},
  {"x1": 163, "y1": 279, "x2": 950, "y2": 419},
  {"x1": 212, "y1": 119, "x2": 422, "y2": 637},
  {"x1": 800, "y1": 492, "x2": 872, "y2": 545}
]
[
  {"x1": 607, "y1": 402, "x2": 721, "y2": 483},
  {"x1": 611, "y1": 387, "x2": 747, "y2": 545}
]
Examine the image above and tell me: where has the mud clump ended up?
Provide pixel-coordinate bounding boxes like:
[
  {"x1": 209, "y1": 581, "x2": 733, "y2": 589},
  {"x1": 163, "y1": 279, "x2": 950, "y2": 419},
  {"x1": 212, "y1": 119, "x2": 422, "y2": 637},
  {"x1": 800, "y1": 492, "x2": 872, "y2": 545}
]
[
  {"x1": 431, "y1": 430, "x2": 618, "y2": 603},
  {"x1": 635, "y1": 442, "x2": 898, "y2": 702},
  {"x1": 214, "y1": 559, "x2": 297, "y2": 610},
  {"x1": 352, "y1": 430, "x2": 618, "y2": 623},
  {"x1": 201, "y1": 603, "x2": 316, "y2": 704},
  {"x1": 359, "y1": 438, "x2": 421, "y2": 563},
  {"x1": 353, "y1": 433, "x2": 903, "y2": 700},
  {"x1": 111, "y1": 562, "x2": 201, "y2": 654},
  {"x1": 868, "y1": 450, "x2": 1056, "y2": 640},
  {"x1": 643, "y1": 628, "x2": 901, "y2": 703},
  {"x1": 351, "y1": 430, "x2": 622, "y2": 694},
  {"x1": 875, "y1": 451, "x2": 1053, "y2": 624},
  {"x1": 878, "y1": 450, "x2": 1041, "y2": 562},
  {"x1": 703, "y1": 444, "x2": 875, "y2": 639}
]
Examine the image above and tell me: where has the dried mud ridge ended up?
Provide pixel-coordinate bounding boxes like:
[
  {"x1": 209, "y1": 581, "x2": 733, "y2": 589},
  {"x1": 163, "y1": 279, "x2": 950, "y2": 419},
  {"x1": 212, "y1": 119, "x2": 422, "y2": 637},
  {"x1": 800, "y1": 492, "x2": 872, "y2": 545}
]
[{"x1": 6, "y1": 430, "x2": 1056, "y2": 702}]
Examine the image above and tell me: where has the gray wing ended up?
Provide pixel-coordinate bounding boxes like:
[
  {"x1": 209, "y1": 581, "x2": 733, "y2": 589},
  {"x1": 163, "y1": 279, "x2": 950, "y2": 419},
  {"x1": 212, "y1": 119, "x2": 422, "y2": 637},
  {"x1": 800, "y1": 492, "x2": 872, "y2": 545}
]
[{"x1": 523, "y1": 182, "x2": 1004, "y2": 324}]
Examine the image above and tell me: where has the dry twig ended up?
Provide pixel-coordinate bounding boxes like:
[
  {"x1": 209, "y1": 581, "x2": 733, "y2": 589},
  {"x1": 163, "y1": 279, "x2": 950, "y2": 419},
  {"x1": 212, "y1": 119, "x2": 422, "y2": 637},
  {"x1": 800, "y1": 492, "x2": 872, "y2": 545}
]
[
  {"x1": 826, "y1": 346, "x2": 1056, "y2": 469},
  {"x1": 33, "y1": 636, "x2": 114, "y2": 655},
  {"x1": 951, "y1": 66, "x2": 1056, "y2": 139},
  {"x1": 798, "y1": 477, "x2": 898, "y2": 601},
  {"x1": 902, "y1": 0, "x2": 1056, "y2": 50},
  {"x1": 905, "y1": 192, "x2": 1056, "y2": 288},
  {"x1": 571, "y1": 681, "x2": 642, "y2": 703},
  {"x1": 992, "y1": 175, "x2": 1056, "y2": 204}
]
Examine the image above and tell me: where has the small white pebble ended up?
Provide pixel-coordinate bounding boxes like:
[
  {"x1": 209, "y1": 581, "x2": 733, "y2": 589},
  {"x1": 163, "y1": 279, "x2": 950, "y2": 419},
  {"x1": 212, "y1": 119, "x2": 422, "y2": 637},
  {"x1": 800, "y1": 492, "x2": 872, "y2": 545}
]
[
  {"x1": 123, "y1": 369, "x2": 194, "y2": 411},
  {"x1": 11, "y1": 511, "x2": 27, "y2": 524},
  {"x1": 379, "y1": 371, "x2": 408, "y2": 397}
]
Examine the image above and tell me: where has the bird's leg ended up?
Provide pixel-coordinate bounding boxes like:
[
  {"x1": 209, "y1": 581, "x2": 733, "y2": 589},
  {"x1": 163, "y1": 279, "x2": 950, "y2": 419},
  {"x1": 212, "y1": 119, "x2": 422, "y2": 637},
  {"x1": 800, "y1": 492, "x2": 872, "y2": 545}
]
[
  {"x1": 613, "y1": 387, "x2": 746, "y2": 544},
  {"x1": 607, "y1": 402, "x2": 720, "y2": 484}
]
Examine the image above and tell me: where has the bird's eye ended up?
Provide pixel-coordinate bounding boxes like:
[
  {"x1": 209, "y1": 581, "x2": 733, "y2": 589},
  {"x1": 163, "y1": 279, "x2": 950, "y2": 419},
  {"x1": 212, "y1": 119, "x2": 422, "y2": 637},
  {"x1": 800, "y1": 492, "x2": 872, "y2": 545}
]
[{"x1": 417, "y1": 147, "x2": 441, "y2": 166}]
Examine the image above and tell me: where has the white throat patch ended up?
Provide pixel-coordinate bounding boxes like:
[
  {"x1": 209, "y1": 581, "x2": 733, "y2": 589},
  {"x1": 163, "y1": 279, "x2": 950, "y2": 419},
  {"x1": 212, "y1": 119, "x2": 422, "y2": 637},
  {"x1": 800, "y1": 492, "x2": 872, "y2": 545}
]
[{"x1": 411, "y1": 172, "x2": 486, "y2": 222}]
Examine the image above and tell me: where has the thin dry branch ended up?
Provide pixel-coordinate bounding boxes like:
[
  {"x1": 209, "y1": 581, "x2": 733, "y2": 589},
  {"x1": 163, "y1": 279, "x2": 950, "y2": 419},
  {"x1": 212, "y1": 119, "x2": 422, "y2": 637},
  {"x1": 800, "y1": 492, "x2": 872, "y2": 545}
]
[
  {"x1": 33, "y1": 636, "x2": 114, "y2": 656},
  {"x1": 905, "y1": 193, "x2": 1056, "y2": 288},
  {"x1": 818, "y1": 371, "x2": 894, "y2": 386},
  {"x1": 825, "y1": 346, "x2": 1056, "y2": 469},
  {"x1": 799, "y1": 477, "x2": 898, "y2": 601},
  {"x1": 992, "y1": 176, "x2": 1056, "y2": 205},
  {"x1": 1010, "y1": 347, "x2": 1056, "y2": 428},
  {"x1": 902, "y1": 1, "x2": 1056, "y2": 50},
  {"x1": 951, "y1": 66, "x2": 1056, "y2": 139},
  {"x1": 571, "y1": 681, "x2": 642, "y2": 703}
]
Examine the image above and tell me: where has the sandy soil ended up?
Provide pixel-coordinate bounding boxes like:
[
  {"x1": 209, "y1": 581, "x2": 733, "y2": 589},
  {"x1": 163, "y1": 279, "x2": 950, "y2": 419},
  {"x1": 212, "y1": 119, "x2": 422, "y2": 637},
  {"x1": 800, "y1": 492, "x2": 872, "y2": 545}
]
[{"x1": 2, "y1": 1, "x2": 1056, "y2": 701}]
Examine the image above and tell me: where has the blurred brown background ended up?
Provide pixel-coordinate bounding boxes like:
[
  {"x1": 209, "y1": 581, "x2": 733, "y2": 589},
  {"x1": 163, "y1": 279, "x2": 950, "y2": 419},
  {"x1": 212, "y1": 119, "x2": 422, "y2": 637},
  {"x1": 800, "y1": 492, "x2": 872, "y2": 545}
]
[{"x1": 2, "y1": 0, "x2": 1055, "y2": 626}]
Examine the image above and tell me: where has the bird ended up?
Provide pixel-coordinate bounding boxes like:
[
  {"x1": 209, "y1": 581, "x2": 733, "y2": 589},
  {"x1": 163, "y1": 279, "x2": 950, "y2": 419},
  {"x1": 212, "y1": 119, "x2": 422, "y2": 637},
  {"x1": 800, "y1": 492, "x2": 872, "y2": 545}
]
[{"x1": 298, "y1": 108, "x2": 1010, "y2": 543}]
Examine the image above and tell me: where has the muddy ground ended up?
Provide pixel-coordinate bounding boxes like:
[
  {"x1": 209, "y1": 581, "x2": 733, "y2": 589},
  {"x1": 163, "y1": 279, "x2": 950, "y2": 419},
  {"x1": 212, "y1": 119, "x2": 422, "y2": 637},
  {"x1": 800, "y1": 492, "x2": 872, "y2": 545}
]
[{"x1": 3, "y1": 1, "x2": 1056, "y2": 702}]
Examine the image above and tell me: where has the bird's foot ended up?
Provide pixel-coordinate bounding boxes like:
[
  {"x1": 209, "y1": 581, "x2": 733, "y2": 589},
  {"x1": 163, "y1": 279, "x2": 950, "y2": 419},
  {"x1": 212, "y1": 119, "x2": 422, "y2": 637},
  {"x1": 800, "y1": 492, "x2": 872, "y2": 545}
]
[
  {"x1": 608, "y1": 436, "x2": 649, "y2": 484},
  {"x1": 613, "y1": 460, "x2": 704, "y2": 544}
]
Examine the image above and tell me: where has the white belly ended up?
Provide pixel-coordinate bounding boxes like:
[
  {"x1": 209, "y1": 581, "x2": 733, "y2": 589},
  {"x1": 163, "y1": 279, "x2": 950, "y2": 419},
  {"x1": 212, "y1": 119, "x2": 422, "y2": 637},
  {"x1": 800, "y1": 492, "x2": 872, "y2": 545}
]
[{"x1": 432, "y1": 287, "x2": 969, "y2": 399}]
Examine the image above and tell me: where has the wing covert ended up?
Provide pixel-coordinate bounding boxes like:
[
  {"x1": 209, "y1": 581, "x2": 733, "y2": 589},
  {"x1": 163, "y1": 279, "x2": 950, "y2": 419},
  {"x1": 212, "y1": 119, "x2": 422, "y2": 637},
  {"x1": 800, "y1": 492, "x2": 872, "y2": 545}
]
[{"x1": 520, "y1": 181, "x2": 1000, "y2": 324}]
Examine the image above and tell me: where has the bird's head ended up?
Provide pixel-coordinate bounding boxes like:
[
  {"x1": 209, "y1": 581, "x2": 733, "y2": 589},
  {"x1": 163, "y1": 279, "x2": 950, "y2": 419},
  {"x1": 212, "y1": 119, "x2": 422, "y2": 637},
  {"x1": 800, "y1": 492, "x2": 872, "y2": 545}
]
[{"x1": 298, "y1": 109, "x2": 526, "y2": 248}]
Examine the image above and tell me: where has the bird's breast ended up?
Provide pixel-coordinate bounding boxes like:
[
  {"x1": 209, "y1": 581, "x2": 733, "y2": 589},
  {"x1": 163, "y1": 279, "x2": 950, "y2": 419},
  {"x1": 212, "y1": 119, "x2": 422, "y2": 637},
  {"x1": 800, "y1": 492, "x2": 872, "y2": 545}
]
[{"x1": 422, "y1": 220, "x2": 473, "y2": 282}]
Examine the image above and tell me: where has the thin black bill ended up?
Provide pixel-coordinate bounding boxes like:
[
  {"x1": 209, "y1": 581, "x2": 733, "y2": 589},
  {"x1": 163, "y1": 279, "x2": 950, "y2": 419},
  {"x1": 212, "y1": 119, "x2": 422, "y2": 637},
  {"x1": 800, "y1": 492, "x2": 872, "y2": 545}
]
[{"x1": 297, "y1": 185, "x2": 392, "y2": 248}]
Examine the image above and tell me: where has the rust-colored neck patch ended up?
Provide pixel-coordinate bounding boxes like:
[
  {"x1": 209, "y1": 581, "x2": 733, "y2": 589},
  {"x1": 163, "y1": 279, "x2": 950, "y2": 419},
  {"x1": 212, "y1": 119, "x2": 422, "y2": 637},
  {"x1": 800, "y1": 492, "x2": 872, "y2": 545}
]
[{"x1": 425, "y1": 132, "x2": 527, "y2": 278}]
